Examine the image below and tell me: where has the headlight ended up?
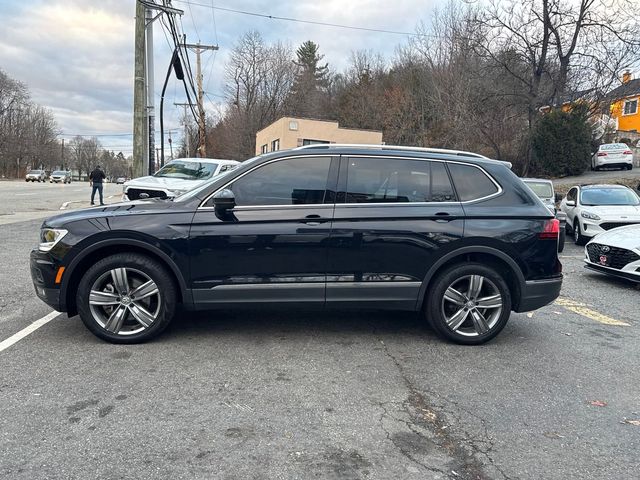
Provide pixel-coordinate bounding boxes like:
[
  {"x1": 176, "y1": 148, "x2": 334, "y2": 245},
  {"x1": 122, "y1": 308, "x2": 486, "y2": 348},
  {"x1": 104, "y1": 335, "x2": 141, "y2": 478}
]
[
  {"x1": 39, "y1": 228, "x2": 68, "y2": 252},
  {"x1": 581, "y1": 211, "x2": 600, "y2": 220}
]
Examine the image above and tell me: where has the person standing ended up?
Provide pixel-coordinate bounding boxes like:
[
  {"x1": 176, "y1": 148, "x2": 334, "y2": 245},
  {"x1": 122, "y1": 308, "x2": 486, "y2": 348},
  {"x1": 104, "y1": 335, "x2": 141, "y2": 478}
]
[{"x1": 89, "y1": 165, "x2": 106, "y2": 206}]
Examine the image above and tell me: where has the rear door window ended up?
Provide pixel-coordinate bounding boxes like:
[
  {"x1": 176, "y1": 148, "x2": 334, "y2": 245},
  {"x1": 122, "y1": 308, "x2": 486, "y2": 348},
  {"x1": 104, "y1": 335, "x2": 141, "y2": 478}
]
[
  {"x1": 447, "y1": 163, "x2": 499, "y2": 202},
  {"x1": 343, "y1": 157, "x2": 456, "y2": 203}
]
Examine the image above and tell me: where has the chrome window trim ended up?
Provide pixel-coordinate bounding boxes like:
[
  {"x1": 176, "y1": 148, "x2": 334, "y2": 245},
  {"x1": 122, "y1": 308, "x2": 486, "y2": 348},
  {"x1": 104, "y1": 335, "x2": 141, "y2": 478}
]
[
  {"x1": 198, "y1": 154, "x2": 336, "y2": 210},
  {"x1": 197, "y1": 154, "x2": 502, "y2": 210}
]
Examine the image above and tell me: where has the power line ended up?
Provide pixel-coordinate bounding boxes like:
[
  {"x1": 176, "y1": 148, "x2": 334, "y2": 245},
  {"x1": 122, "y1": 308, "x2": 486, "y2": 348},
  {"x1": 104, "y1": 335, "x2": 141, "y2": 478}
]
[{"x1": 173, "y1": 0, "x2": 433, "y2": 38}]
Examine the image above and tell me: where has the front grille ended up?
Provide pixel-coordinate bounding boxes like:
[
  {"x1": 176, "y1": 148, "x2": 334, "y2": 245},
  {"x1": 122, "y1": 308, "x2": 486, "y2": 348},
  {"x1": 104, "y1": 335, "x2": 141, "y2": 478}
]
[
  {"x1": 600, "y1": 222, "x2": 640, "y2": 231},
  {"x1": 126, "y1": 188, "x2": 167, "y2": 200},
  {"x1": 587, "y1": 243, "x2": 640, "y2": 270}
]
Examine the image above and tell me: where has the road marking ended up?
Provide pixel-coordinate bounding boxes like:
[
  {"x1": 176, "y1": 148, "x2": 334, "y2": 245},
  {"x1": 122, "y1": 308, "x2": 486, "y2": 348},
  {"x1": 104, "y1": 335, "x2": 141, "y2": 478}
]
[
  {"x1": 0, "y1": 311, "x2": 60, "y2": 353},
  {"x1": 554, "y1": 298, "x2": 630, "y2": 326},
  {"x1": 15, "y1": 193, "x2": 37, "y2": 196}
]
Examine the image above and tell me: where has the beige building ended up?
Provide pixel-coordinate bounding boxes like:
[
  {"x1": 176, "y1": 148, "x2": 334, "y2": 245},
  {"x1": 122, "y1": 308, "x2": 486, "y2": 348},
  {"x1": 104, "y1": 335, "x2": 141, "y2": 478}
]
[{"x1": 255, "y1": 117, "x2": 383, "y2": 155}]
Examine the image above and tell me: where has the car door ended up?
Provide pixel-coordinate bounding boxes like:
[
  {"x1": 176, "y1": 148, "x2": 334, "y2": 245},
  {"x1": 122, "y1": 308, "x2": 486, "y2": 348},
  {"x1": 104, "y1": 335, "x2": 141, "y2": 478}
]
[
  {"x1": 189, "y1": 155, "x2": 338, "y2": 305},
  {"x1": 562, "y1": 187, "x2": 578, "y2": 226},
  {"x1": 326, "y1": 155, "x2": 465, "y2": 309}
]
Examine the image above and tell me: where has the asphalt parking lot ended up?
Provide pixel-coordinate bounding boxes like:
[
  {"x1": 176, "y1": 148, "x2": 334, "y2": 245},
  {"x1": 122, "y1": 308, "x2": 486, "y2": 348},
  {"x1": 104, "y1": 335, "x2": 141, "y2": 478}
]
[{"x1": 0, "y1": 180, "x2": 639, "y2": 479}]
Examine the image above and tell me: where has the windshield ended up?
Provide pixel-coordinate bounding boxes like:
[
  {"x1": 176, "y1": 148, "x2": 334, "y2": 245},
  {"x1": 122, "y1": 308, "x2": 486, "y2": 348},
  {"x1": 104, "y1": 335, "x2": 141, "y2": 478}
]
[
  {"x1": 580, "y1": 188, "x2": 639, "y2": 206},
  {"x1": 28, "y1": 170, "x2": 42, "y2": 174},
  {"x1": 154, "y1": 160, "x2": 217, "y2": 180},
  {"x1": 52, "y1": 170, "x2": 66, "y2": 175},
  {"x1": 600, "y1": 143, "x2": 628, "y2": 151},
  {"x1": 524, "y1": 181, "x2": 553, "y2": 198},
  {"x1": 174, "y1": 171, "x2": 233, "y2": 202}
]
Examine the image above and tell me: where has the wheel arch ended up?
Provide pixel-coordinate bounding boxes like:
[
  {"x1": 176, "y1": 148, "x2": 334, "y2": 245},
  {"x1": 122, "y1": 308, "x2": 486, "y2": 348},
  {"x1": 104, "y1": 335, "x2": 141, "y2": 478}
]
[
  {"x1": 61, "y1": 239, "x2": 190, "y2": 316},
  {"x1": 417, "y1": 246, "x2": 525, "y2": 311}
]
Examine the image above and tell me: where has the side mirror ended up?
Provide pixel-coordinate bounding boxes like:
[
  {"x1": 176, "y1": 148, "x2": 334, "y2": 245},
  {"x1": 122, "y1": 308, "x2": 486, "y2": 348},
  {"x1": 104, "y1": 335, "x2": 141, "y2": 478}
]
[
  {"x1": 213, "y1": 188, "x2": 236, "y2": 213},
  {"x1": 566, "y1": 200, "x2": 575, "y2": 207}
]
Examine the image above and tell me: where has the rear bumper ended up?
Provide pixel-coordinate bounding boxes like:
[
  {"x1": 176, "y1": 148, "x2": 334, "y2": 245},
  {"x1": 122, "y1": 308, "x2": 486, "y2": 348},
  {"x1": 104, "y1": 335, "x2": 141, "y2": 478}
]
[{"x1": 515, "y1": 276, "x2": 562, "y2": 312}]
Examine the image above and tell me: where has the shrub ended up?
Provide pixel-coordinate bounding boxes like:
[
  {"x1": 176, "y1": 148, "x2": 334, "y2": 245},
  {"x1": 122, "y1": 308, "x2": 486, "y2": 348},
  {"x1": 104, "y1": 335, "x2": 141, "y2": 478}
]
[{"x1": 532, "y1": 104, "x2": 592, "y2": 177}]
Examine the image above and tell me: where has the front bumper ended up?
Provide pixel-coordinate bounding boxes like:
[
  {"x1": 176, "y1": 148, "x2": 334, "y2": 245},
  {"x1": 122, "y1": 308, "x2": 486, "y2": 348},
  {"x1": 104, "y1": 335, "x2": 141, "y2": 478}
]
[
  {"x1": 30, "y1": 249, "x2": 65, "y2": 311},
  {"x1": 515, "y1": 276, "x2": 563, "y2": 312},
  {"x1": 584, "y1": 262, "x2": 640, "y2": 283}
]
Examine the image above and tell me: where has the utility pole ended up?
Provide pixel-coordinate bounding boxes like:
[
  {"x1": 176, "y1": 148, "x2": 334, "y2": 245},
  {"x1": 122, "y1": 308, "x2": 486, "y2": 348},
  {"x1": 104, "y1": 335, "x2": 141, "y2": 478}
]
[
  {"x1": 132, "y1": 0, "x2": 146, "y2": 178},
  {"x1": 183, "y1": 42, "x2": 218, "y2": 157},
  {"x1": 61, "y1": 138, "x2": 65, "y2": 170},
  {"x1": 174, "y1": 102, "x2": 195, "y2": 157},
  {"x1": 133, "y1": 1, "x2": 183, "y2": 177},
  {"x1": 168, "y1": 131, "x2": 174, "y2": 161}
]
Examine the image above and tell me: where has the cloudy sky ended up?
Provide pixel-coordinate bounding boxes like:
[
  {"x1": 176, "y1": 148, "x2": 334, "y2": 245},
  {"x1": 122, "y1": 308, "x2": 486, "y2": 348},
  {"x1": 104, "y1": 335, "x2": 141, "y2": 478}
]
[{"x1": 0, "y1": 0, "x2": 441, "y2": 155}]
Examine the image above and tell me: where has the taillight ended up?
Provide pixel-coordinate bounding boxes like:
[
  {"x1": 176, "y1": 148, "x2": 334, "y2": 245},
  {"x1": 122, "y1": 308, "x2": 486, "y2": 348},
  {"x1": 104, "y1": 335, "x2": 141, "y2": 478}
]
[
  {"x1": 597, "y1": 152, "x2": 607, "y2": 156},
  {"x1": 624, "y1": 150, "x2": 633, "y2": 155},
  {"x1": 539, "y1": 219, "x2": 560, "y2": 239}
]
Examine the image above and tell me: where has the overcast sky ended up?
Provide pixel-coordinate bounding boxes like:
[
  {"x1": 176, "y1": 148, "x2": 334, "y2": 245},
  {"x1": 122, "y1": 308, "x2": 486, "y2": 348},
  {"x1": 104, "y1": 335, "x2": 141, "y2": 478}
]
[{"x1": 0, "y1": 0, "x2": 441, "y2": 155}]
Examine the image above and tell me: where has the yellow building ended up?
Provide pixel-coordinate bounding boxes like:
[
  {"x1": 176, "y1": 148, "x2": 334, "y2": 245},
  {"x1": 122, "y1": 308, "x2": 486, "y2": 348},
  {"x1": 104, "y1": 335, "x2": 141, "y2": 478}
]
[
  {"x1": 609, "y1": 72, "x2": 640, "y2": 133},
  {"x1": 255, "y1": 117, "x2": 383, "y2": 155}
]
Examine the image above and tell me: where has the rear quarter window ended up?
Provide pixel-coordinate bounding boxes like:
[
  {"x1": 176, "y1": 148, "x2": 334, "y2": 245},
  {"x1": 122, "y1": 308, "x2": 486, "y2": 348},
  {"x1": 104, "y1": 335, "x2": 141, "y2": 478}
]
[{"x1": 448, "y1": 163, "x2": 500, "y2": 202}]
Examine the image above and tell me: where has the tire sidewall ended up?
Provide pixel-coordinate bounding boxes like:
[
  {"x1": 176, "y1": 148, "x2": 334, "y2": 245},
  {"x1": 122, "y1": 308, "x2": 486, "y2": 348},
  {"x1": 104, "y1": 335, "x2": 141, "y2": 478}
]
[
  {"x1": 76, "y1": 253, "x2": 176, "y2": 343},
  {"x1": 426, "y1": 263, "x2": 512, "y2": 345}
]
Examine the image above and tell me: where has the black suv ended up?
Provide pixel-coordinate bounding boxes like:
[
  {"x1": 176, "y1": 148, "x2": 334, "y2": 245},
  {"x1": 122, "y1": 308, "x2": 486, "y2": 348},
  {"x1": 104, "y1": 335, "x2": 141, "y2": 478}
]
[{"x1": 30, "y1": 145, "x2": 562, "y2": 345}]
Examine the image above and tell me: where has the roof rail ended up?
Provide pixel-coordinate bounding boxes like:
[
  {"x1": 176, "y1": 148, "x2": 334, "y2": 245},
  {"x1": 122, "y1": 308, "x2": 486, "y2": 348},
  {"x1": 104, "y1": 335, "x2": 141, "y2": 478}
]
[
  {"x1": 293, "y1": 143, "x2": 487, "y2": 158},
  {"x1": 292, "y1": 143, "x2": 515, "y2": 168}
]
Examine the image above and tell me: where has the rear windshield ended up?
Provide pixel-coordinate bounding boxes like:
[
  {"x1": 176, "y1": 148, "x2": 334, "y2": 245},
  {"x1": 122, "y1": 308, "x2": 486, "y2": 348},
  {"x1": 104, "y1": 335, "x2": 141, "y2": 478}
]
[
  {"x1": 580, "y1": 188, "x2": 639, "y2": 206},
  {"x1": 600, "y1": 143, "x2": 628, "y2": 151},
  {"x1": 524, "y1": 181, "x2": 553, "y2": 198}
]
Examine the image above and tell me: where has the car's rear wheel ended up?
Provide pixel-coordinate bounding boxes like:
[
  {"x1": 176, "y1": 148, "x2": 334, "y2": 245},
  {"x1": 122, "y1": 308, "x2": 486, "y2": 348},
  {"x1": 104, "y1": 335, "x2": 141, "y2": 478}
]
[
  {"x1": 76, "y1": 253, "x2": 176, "y2": 343},
  {"x1": 426, "y1": 263, "x2": 511, "y2": 345},
  {"x1": 573, "y1": 221, "x2": 586, "y2": 245}
]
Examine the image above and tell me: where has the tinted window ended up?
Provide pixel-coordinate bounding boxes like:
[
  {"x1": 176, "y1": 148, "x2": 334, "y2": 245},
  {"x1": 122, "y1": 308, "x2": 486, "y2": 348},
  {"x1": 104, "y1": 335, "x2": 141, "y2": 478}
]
[
  {"x1": 343, "y1": 158, "x2": 456, "y2": 203},
  {"x1": 230, "y1": 156, "x2": 331, "y2": 206},
  {"x1": 448, "y1": 163, "x2": 499, "y2": 201}
]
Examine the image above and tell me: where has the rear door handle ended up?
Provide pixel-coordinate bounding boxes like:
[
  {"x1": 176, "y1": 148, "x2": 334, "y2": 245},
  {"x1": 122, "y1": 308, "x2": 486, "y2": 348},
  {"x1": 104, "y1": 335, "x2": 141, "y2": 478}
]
[
  {"x1": 302, "y1": 214, "x2": 327, "y2": 226},
  {"x1": 434, "y1": 212, "x2": 452, "y2": 223}
]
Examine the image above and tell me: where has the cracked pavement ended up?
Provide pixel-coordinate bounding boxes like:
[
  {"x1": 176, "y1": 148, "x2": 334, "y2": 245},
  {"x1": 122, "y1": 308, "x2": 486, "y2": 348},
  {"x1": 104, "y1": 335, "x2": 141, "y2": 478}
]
[{"x1": 1, "y1": 188, "x2": 639, "y2": 478}]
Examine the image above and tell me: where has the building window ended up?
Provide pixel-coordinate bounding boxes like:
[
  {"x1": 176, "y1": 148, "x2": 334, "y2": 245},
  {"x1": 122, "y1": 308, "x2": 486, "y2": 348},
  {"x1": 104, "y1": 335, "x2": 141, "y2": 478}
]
[
  {"x1": 288, "y1": 120, "x2": 298, "y2": 131},
  {"x1": 271, "y1": 139, "x2": 280, "y2": 152},
  {"x1": 623, "y1": 99, "x2": 638, "y2": 115},
  {"x1": 260, "y1": 144, "x2": 268, "y2": 154},
  {"x1": 302, "y1": 139, "x2": 330, "y2": 146}
]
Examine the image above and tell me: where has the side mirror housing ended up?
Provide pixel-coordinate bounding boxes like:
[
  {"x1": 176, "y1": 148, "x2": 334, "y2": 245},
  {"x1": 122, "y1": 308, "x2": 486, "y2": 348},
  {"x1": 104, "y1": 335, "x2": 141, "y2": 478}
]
[
  {"x1": 565, "y1": 200, "x2": 575, "y2": 207},
  {"x1": 213, "y1": 188, "x2": 236, "y2": 213}
]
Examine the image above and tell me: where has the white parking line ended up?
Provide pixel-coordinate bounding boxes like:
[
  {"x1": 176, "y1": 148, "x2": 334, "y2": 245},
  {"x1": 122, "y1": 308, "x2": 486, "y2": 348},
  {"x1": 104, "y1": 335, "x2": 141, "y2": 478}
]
[
  {"x1": 15, "y1": 193, "x2": 37, "y2": 196},
  {"x1": 0, "y1": 311, "x2": 60, "y2": 353}
]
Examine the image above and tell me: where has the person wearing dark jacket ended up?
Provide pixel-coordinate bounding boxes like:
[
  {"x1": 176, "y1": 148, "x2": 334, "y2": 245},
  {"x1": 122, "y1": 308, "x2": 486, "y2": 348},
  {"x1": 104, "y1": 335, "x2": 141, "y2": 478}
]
[{"x1": 89, "y1": 165, "x2": 106, "y2": 206}]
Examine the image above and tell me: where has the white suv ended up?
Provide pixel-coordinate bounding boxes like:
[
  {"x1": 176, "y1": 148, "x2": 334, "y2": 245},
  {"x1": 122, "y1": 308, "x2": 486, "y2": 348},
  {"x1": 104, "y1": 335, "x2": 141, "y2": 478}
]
[
  {"x1": 123, "y1": 158, "x2": 239, "y2": 201},
  {"x1": 592, "y1": 143, "x2": 634, "y2": 171},
  {"x1": 560, "y1": 184, "x2": 640, "y2": 244}
]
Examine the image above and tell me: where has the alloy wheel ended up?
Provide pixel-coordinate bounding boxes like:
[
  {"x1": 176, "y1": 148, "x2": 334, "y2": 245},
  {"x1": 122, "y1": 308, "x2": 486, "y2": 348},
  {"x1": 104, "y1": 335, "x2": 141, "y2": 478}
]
[
  {"x1": 88, "y1": 267, "x2": 161, "y2": 335},
  {"x1": 441, "y1": 275, "x2": 503, "y2": 337}
]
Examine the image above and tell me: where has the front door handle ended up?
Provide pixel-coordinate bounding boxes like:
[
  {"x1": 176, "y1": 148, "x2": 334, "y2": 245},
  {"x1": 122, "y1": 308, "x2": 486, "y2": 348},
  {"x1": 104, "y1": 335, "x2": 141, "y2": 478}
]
[
  {"x1": 302, "y1": 214, "x2": 326, "y2": 226},
  {"x1": 434, "y1": 212, "x2": 452, "y2": 223}
]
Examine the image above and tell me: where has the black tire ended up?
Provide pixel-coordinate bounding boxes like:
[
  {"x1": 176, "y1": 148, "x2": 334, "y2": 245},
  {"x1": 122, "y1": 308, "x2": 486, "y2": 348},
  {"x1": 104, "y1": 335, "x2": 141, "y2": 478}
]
[
  {"x1": 573, "y1": 221, "x2": 586, "y2": 246},
  {"x1": 76, "y1": 253, "x2": 176, "y2": 343},
  {"x1": 425, "y1": 263, "x2": 512, "y2": 345},
  {"x1": 558, "y1": 226, "x2": 566, "y2": 253}
]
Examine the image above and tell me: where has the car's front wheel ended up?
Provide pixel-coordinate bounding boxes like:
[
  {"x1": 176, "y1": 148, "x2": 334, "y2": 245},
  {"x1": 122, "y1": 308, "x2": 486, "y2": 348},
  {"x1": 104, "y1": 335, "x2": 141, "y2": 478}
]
[
  {"x1": 573, "y1": 221, "x2": 586, "y2": 245},
  {"x1": 426, "y1": 263, "x2": 512, "y2": 345},
  {"x1": 76, "y1": 253, "x2": 176, "y2": 343}
]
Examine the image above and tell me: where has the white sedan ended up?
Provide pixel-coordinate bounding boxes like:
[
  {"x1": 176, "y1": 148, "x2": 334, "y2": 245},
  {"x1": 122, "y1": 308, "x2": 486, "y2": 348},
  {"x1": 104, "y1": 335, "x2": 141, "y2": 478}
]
[
  {"x1": 560, "y1": 184, "x2": 640, "y2": 245},
  {"x1": 584, "y1": 224, "x2": 640, "y2": 282},
  {"x1": 591, "y1": 143, "x2": 633, "y2": 171}
]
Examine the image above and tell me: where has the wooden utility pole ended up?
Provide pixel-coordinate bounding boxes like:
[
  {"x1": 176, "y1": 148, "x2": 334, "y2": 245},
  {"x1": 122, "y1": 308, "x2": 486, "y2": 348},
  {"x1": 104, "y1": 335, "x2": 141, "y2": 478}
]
[
  {"x1": 61, "y1": 138, "x2": 65, "y2": 169},
  {"x1": 183, "y1": 42, "x2": 218, "y2": 157},
  {"x1": 174, "y1": 102, "x2": 195, "y2": 157},
  {"x1": 133, "y1": 0, "x2": 146, "y2": 178}
]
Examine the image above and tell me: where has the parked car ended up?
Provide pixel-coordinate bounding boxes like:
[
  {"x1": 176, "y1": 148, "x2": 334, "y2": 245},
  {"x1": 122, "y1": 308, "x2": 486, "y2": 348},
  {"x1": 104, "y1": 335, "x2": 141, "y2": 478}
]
[
  {"x1": 25, "y1": 169, "x2": 46, "y2": 182},
  {"x1": 122, "y1": 158, "x2": 240, "y2": 200},
  {"x1": 591, "y1": 143, "x2": 634, "y2": 171},
  {"x1": 522, "y1": 178, "x2": 566, "y2": 252},
  {"x1": 584, "y1": 224, "x2": 640, "y2": 282},
  {"x1": 49, "y1": 170, "x2": 71, "y2": 184},
  {"x1": 116, "y1": 177, "x2": 127, "y2": 184},
  {"x1": 560, "y1": 184, "x2": 640, "y2": 245},
  {"x1": 31, "y1": 144, "x2": 562, "y2": 345}
]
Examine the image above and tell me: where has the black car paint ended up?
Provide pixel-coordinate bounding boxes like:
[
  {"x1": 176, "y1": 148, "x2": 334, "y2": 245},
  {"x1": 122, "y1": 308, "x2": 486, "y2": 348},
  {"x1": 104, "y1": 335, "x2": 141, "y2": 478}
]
[{"x1": 30, "y1": 148, "x2": 561, "y2": 317}]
